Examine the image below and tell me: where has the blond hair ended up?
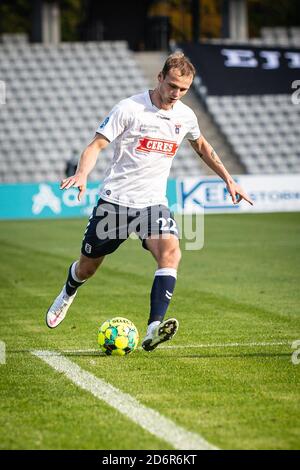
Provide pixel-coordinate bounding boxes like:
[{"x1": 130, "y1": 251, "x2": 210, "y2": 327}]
[{"x1": 161, "y1": 52, "x2": 196, "y2": 79}]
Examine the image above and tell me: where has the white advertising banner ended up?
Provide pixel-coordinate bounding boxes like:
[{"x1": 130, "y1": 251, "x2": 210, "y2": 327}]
[{"x1": 177, "y1": 175, "x2": 300, "y2": 214}]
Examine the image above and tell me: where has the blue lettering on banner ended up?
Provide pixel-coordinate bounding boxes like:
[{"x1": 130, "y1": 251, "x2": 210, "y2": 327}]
[
  {"x1": 180, "y1": 179, "x2": 239, "y2": 210},
  {"x1": 251, "y1": 191, "x2": 300, "y2": 201}
]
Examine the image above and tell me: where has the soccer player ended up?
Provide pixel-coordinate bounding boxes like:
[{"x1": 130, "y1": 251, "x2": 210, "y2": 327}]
[{"x1": 46, "y1": 52, "x2": 253, "y2": 351}]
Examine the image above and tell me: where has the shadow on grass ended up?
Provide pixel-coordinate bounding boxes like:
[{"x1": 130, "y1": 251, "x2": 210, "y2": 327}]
[{"x1": 7, "y1": 350, "x2": 292, "y2": 360}]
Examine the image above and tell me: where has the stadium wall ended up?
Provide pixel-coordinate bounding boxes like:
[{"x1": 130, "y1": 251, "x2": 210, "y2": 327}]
[{"x1": 1, "y1": 175, "x2": 300, "y2": 220}]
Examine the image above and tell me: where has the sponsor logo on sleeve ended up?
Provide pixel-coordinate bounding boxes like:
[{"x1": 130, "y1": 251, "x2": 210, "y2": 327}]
[{"x1": 99, "y1": 116, "x2": 110, "y2": 129}]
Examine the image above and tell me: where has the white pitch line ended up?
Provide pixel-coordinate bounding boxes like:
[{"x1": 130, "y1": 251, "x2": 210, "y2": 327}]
[
  {"x1": 60, "y1": 340, "x2": 291, "y2": 354},
  {"x1": 31, "y1": 350, "x2": 217, "y2": 451}
]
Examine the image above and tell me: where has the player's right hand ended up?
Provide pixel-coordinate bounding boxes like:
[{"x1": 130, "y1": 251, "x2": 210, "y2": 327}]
[{"x1": 60, "y1": 174, "x2": 87, "y2": 201}]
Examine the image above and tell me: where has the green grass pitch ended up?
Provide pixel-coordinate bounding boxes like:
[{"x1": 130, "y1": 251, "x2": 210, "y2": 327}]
[{"x1": 0, "y1": 212, "x2": 299, "y2": 450}]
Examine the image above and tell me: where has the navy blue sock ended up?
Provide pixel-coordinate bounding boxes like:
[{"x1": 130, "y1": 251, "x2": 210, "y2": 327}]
[
  {"x1": 65, "y1": 262, "x2": 86, "y2": 296},
  {"x1": 149, "y1": 268, "x2": 177, "y2": 324}
]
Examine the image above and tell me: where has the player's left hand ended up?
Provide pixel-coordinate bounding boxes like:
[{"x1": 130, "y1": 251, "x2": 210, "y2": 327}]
[{"x1": 226, "y1": 180, "x2": 254, "y2": 206}]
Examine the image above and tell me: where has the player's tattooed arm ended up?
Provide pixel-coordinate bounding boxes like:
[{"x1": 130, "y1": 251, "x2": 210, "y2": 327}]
[
  {"x1": 210, "y1": 148, "x2": 224, "y2": 167},
  {"x1": 189, "y1": 135, "x2": 254, "y2": 206},
  {"x1": 189, "y1": 136, "x2": 227, "y2": 176}
]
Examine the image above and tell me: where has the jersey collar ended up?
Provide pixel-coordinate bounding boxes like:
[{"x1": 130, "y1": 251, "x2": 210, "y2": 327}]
[{"x1": 146, "y1": 90, "x2": 176, "y2": 115}]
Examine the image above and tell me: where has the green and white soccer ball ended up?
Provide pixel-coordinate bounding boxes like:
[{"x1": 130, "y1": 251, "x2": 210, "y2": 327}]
[{"x1": 98, "y1": 317, "x2": 139, "y2": 356}]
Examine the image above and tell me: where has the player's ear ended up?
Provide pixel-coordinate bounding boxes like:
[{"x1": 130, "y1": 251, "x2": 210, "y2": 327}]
[{"x1": 158, "y1": 71, "x2": 163, "y2": 83}]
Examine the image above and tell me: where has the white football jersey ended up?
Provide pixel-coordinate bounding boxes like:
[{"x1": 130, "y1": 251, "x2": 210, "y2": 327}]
[{"x1": 96, "y1": 91, "x2": 201, "y2": 208}]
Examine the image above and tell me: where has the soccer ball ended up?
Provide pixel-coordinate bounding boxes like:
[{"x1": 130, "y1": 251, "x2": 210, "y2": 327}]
[{"x1": 98, "y1": 317, "x2": 139, "y2": 356}]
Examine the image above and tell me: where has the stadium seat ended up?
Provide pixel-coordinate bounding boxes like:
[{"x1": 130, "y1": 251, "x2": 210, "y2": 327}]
[
  {"x1": 0, "y1": 37, "x2": 204, "y2": 183},
  {"x1": 260, "y1": 26, "x2": 300, "y2": 47},
  {"x1": 0, "y1": 40, "x2": 146, "y2": 182},
  {"x1": 206, "y1": 93, "x2": 300, "y2": 174}
]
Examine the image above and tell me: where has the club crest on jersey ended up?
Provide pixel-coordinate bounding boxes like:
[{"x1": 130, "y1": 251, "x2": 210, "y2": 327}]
[
  {"x1": 175, "y1": 124, "x2": 181, "y2": 134},
  {"x1": 85, "y1": 243, "x2": 92, "y2": 254},
  {"x1": 135, "y1": 137, "x2": 178, "y2": 157}
]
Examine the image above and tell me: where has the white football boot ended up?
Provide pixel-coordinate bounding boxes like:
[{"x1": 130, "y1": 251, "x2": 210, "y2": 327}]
[
  {"x1": 142, "y1": 318, "x2": 179, "y2": 351},
  {"x1": 46, "y1": 286, "x2": 77, "y2": 328}
]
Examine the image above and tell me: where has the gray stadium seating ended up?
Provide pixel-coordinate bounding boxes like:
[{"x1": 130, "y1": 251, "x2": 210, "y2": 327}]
[
  {"x1": 260, "y1": 27, "x2": 300, "y2": 47},
  {"x1": 2, "y1": 33, "x2": 299, "y2": 182},
  {"x1": 206, "y1": 95, "x2": 300, "y2": 174},
  {"x1": 204, "y1": 26, "x2": 300, "y2": 48},
  {"x1": 186, "y1": 29, "x2": 300, "y2": 175},
  {"x1": 0, "y1": 36, "x2": 201, "y2": 183}
]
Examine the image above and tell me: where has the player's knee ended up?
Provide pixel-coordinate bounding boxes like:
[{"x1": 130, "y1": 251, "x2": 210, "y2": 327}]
[
  {"x1": 159, "y1": 245, "x2": 181, "y2": 267},
  {"x1": 174, "y1": 246, "x2": 182, "y2": 264}
]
